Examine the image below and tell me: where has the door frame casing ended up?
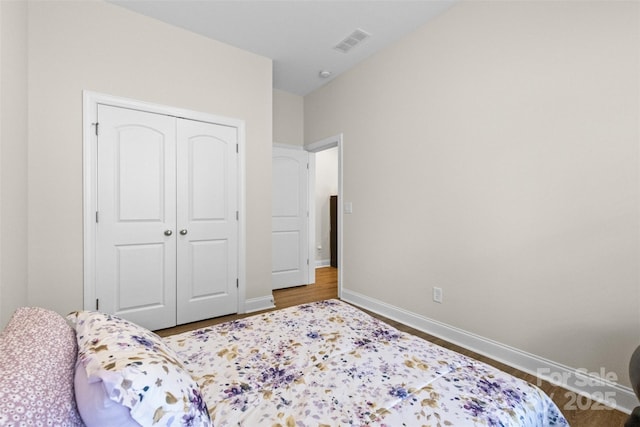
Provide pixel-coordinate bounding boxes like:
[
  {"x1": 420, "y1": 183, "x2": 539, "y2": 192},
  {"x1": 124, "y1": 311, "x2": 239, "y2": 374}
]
[
  {"x1": 305, "y1": 134, "x2": 343, "y2": 298},
  {"x1": 82, "y1": 91, "x2": 247, "y2": 313}
]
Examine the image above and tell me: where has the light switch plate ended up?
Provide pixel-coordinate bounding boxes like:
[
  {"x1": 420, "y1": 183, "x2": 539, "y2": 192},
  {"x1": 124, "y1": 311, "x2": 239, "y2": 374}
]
[{"x1": 344, "y1": 202, "x2": 353, "y2": 214}]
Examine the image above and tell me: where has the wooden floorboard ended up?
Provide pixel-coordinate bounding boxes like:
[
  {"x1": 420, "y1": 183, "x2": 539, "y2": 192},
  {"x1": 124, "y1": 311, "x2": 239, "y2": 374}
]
[{"x1": 157, "y1": 267, "x2": 629, "y2": 426}]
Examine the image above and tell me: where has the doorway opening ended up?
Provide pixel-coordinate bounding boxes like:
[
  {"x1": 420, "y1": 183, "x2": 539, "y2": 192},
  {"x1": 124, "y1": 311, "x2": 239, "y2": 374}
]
[{"x1": 306, "y1": 134, "x2": 343, "y2": 298}]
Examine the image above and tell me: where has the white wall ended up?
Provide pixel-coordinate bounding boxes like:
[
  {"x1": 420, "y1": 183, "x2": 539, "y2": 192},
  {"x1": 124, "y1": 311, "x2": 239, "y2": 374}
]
[
  {"x1": 315, "y1": 147, "x2": 338, "y2": 265},
  {"x1": 0, "y1": 0, "x2": 28, "y2": 327},
  {"x1": 26, "y1": 0, "x2": 273, "y2": 316},
  {"x1": 273, "y1": 89, "x2": 303, "y2": 146},
  {"x1": 305, "y1": 1, "x2": 639, "y2": 387}
]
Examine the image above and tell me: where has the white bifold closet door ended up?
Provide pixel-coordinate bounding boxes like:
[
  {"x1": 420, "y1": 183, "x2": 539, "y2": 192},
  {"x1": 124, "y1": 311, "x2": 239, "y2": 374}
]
[{"x1": 96, "y1": 105, "x2": 238, "y2": 330}]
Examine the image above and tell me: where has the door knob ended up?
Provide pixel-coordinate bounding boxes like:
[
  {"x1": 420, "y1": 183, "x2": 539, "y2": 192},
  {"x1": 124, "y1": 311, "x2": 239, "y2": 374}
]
[
  {"x1": 164, "y1": 230, "x2": 173, "y2": 236},
  {"x1": 179, "y1": 229, "x2": 188, "y2": 236}
]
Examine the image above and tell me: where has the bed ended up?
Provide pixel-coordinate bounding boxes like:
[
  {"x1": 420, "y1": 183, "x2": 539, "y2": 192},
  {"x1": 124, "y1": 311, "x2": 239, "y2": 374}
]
[{"x1": 0, "y1": 300, "x2": 568, "y2": 426}]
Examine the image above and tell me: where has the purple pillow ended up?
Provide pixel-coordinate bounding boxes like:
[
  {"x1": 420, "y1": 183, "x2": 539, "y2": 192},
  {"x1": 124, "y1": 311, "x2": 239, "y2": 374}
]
[{"x1": 0, "y1": 307, "x2": 84, "y2": 426}]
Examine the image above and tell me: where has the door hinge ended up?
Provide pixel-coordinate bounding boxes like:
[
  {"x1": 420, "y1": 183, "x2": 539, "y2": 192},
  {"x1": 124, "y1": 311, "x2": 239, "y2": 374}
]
[
  {"x1": 236, "y1": 143, "x2": 239, "y2": 153},
  {"x1": 96, "y1": 298, "x2": 99, "y2": 310},
  {"x1": 236, "y1": 211, "x2": 239, "y2": 221},
  {"x1": 93, "y1": 122, "x2": 99, "y2": 136},
  {"x1": 236, "y1": 278, "x2": 239, "y2": 288},
  {"x1": 95, "y1": 211, "x2": 99, "y2": 223},
  {"x1": 306, "y1": 259, "x2": 309, "y2": 266}
]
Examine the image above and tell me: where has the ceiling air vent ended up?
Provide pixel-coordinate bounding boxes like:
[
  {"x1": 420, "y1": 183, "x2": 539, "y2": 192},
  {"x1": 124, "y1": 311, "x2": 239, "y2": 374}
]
[{"x1": 333, "y1": 28, "x2": 371, "y2": 54}]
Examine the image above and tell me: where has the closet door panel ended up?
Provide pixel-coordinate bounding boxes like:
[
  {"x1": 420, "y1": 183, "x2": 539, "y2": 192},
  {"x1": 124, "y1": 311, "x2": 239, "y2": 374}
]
[
  {"x1": 190, "y1": 240, "x2": 228, "y2": 296},
  {"x1": 95, "y1": 105, "x2": 177, "y2": 331},
  {"x1": 191, "y1": 138, "x2": 227, "y2": 220},
  {"x1": 176, "y1": 119, "x2": 238, "y2": 325}
]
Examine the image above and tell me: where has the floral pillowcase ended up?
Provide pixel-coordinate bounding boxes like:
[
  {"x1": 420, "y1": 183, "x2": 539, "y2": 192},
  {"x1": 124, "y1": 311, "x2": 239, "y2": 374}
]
[{"x1": 67, "y1": 311, "x2": 211, "y2": 427}]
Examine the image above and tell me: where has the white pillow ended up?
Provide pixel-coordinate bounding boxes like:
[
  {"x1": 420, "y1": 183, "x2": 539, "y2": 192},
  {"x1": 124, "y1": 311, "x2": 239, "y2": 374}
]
[
  {"x1": 68, "y1": 311, "x2": 212, "y2": 427},
  {"x1": 74, "y1": 361, "x2": 140, "y2": 427}
]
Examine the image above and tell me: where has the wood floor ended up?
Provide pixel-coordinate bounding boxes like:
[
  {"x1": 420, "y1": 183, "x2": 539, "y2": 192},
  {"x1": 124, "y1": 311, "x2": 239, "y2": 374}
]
[{"x1": 157, "y1": 267, "x2": 629, "y2": 427}]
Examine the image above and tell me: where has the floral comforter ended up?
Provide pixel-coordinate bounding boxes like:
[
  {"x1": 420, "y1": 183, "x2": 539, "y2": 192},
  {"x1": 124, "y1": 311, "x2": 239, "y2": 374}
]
[{"x1": 164, "y1": 300, "x2": 569, "y2": 426}]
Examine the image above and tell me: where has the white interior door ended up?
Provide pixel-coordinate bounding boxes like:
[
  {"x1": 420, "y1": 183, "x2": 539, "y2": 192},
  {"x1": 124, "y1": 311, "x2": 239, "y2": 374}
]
[
  {"x1": 176, "y1": 119, "x2": 238, "y2": 324},
  {"x1": 272, "y1": 146, "x2": 309, "y2": 289},
  {"x1": 96, "y1": 105, "x2": 177, "y2": 330}
]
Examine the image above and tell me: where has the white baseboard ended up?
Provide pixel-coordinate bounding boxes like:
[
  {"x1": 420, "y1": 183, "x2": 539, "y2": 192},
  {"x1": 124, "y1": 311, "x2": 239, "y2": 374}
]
[
  {"x1": 244, "y1": 295, "x2": 275, "y2": 314},
  {"x1": 341, "y1": 288, "x2": 636, "y2": 414},
  {"x1": 315, "y1": 259, "x2": 331, "y2": 268}
]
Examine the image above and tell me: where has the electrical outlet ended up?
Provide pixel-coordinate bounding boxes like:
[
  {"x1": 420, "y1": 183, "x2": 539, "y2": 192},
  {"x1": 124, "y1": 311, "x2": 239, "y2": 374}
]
[{"x1": 433, "y1": 287, "x2": 443, "y2": 304}]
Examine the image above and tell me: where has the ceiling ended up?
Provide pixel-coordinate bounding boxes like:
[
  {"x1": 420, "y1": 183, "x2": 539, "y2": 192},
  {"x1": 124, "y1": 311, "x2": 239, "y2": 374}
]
[{"x1": 110, "y1": 0, "x2": 457, "y2": 96}]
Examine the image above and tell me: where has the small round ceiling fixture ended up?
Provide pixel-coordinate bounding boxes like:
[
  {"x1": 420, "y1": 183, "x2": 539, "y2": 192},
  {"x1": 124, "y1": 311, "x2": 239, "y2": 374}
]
[{"x1": 319, "y1": 70, "x2": 332, "y2": 78}]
